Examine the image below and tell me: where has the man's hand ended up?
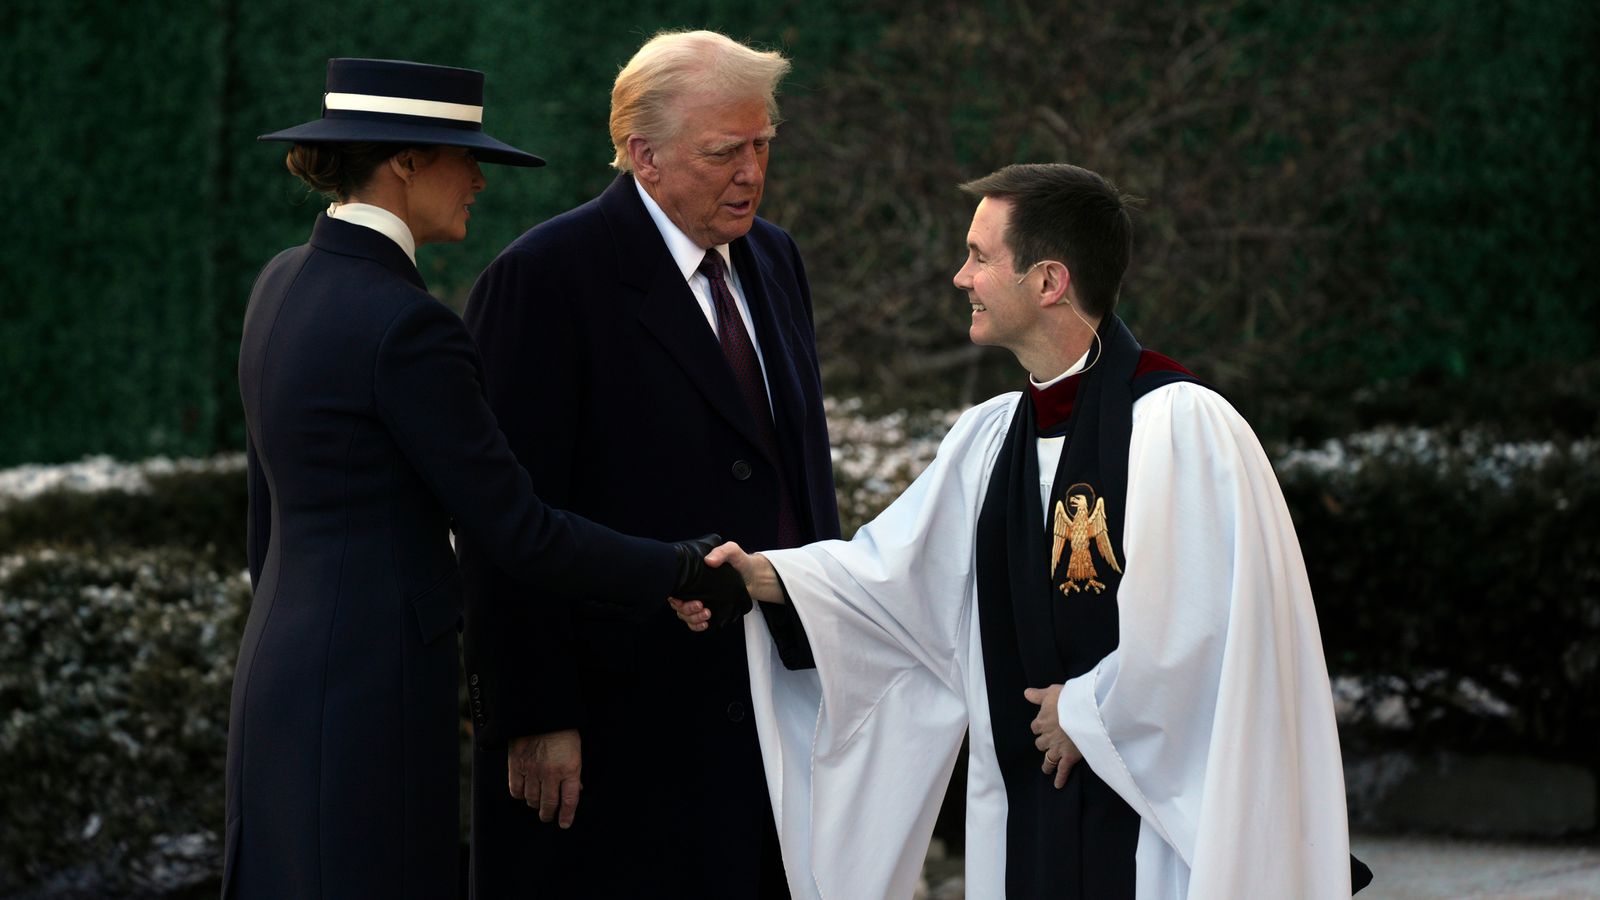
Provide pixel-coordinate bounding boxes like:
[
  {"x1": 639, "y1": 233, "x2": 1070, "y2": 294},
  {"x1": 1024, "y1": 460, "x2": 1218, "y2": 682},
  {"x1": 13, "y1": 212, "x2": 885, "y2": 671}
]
[
  {"x1": 668, "y1": 595, "x2": 714, "y2": 631},
  {"x1": 1023, "y1": 684, "x2": 1082, "y2": 789},
  {"x1": 670, "y1": 541, "x2": 784, "y2": 631},
  {"x1": 669, "y1": 534, "x2": 753, "y2": 629},
  {"x1": 507, "y1": 729, "x2": 582, "y2": 828}
]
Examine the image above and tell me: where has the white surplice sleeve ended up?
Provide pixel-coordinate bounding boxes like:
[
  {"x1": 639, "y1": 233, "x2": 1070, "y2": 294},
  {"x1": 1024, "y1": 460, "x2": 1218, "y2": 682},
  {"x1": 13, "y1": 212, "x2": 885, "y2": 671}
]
[
  {"x1": 1056, "y1": 382, "x2": 1353, "y2": 900},
  {"x1": 745, "y1": 394, "x2": 1017, "y2": 900}
]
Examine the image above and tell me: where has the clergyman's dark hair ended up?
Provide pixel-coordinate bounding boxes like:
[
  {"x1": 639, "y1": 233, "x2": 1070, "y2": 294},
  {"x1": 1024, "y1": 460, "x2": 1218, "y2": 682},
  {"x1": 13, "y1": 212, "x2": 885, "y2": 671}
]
[
  {"x1": 285, "y1": 142, "x2": 414, "y2": 201},
  {"x1": 959, "y1": 163, "x2": 1134, "y2": 319}
]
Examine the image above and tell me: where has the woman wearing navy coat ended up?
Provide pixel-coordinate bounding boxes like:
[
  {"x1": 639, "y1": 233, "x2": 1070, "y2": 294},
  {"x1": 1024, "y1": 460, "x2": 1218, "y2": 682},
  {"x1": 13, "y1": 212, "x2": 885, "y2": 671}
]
[{"x1": 225, "y1": 58, "x2": 744, "y2": 899}]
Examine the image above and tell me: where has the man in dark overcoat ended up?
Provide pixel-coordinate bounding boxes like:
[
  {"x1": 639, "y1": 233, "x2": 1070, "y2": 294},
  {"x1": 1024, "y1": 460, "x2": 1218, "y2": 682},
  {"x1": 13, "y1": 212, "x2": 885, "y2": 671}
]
[{"x1": 457, "y1": 29, "x2": 840, "y2": 899}]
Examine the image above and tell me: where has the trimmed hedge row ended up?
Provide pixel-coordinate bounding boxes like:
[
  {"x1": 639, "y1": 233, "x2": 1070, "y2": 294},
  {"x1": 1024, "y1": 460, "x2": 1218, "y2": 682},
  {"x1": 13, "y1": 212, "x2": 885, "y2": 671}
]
[
  {"x1": 2, "y1": 424, "x2": 1596, "y2": 888},
  {"x1": 0, "y1": 461, "x2": 249, "y2": 893},
  {"x1": 1279, "y1": 431, "x2": 1600, "y2": 763},
  {"x1": 0, "y1": 466, "x2": 246, "y2": 574},
  {"x1": 0, "y1": 547, "x2": 247, "y2": 894}
]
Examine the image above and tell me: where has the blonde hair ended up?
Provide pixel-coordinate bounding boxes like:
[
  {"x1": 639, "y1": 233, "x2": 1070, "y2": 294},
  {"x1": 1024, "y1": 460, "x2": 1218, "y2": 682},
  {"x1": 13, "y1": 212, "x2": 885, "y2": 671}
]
[{"x1": 609, "y1": 30, "x2": 791, "y2": 171}]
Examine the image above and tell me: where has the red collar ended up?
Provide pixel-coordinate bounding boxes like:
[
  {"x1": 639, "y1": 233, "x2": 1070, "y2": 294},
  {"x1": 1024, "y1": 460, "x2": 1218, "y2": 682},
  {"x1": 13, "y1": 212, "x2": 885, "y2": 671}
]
[
  {"x1": 1028, "y1": 372, "x2": 1082, "y2": 432},
  {"x1": 1028, "y1": 350, "x2": 1194, "y2": 432}
]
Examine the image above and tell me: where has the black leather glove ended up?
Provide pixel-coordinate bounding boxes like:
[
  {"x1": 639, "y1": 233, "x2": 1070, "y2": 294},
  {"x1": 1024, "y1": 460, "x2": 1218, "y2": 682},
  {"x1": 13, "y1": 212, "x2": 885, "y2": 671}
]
[{"x1": 670, "y1": 533, "x2": 752, "y2": 629}]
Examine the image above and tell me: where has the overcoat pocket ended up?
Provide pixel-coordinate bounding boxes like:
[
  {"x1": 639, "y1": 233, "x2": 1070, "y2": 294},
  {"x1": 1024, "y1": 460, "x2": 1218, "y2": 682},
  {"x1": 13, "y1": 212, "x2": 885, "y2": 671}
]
[{"x1": 410, "y1": 569, "x2": 463, "y2": 644}]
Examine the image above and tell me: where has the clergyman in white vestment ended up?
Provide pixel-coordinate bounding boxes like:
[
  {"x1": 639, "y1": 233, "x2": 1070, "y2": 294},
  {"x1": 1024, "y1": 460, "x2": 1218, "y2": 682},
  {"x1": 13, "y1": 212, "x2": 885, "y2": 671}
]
[{"x1": 674, "y1": 164, "x2": 1367, "y2": 900}]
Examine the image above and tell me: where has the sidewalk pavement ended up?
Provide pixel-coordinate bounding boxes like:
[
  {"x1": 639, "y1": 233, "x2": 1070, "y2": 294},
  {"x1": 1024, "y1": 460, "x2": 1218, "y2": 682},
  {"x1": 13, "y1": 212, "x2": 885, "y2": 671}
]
[
  {"x1": 916, "y1": 834, "x2": 1600, "y2": 899},
  {"x1": 1350, "y1": 833, "x2": 1600, "y2": 899}
]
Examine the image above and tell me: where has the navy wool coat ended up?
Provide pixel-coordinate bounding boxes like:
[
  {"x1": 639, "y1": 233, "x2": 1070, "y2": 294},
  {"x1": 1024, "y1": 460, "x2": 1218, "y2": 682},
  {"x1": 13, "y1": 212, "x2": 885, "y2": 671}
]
[
  {"x1": 459, "y1": 174, "x2": 841, "y2": 898},
  {"x1": 225, "y1": 214, "x2": 678, "y2": 900}
]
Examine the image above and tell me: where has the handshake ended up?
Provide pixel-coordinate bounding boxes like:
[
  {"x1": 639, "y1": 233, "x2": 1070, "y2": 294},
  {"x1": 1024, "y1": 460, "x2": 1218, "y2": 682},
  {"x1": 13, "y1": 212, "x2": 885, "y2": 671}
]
[{"x1": 668, "y1": 534, "x2": 753, "y2": 630}]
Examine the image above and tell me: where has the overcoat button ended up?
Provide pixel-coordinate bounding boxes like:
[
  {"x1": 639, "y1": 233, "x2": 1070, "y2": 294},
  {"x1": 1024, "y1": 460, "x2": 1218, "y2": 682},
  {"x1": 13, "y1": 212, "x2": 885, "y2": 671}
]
[
  {"x1": 731, "y1": 460, "x2": 752, "y2": 481},
  {"x1": 726, "y1": 701, "x2": 746, "y2": 722},
  {"x1": 469, "y1": 674, "x2": 479, "y2": 686}
]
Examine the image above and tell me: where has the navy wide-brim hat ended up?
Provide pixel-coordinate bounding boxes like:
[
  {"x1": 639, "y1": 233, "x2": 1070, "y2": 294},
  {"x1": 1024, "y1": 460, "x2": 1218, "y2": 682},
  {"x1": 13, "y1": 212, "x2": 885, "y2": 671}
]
[{"x1": 259, "y1": 58, "x2": 544, "y2": 167}]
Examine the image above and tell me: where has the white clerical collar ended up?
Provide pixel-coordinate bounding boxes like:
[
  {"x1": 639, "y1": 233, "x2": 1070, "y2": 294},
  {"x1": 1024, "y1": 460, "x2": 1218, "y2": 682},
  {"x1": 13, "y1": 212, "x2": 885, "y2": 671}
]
[
  {"x1": 1030, "y1": 348, "x2": 1092, "y2": 390},
  {"x1": 634, "y1": 176, "x2": 733, "y2": 280},
  {"x1": 327, "y1": 201, "x2": 418, "y2": 266}
]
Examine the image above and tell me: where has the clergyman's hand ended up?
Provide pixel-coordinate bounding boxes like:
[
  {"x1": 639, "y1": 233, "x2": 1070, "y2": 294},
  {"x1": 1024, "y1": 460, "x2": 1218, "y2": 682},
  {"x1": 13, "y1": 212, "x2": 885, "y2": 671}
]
[
  {"x1": 507, "y1": 729, "x2": 582, "y2": 828},
  {"x1": 669, "y1": 534, "x2": 752, "y2": 629},
  {"x1": 670, "y1": 542, "x2": 785, "y2": 632},
  {"x1": 1023, "y1": 684, "x2": 1082, "y2": 789}
]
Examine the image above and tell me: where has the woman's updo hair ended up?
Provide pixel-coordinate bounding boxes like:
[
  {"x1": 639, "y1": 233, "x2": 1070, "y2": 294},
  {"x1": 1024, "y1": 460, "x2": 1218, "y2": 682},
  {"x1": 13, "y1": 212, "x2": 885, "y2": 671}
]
[{"x1": 285, "y1": 142, "x2": 409, "y2": 200}]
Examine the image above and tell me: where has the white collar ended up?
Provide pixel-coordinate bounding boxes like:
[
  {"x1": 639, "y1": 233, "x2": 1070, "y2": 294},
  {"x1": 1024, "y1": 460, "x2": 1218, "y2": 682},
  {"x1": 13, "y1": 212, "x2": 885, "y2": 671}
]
[
  {"x1": 633, "y1": 176, "x2": 733, "y2": 281},
  {"x1": 1030, "y1": 348, "x2": 1092, "y2": 389},
  {"x1": 327, "y1": 202, "x2": 417, "y2": 266}
]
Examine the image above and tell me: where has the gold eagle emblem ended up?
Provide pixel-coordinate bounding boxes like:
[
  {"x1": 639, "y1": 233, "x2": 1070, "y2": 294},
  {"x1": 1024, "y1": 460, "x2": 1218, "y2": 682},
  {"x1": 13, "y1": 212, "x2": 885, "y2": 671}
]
[{"x1": 1050, "y1": 486, "x2": 1122, "y2": 595}]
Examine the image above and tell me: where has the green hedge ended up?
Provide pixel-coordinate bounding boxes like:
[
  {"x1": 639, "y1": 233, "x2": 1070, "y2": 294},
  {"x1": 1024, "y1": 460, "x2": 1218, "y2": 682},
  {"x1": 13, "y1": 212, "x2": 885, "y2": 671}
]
[
  {"x1": 1279, "y1": 430, "x2": 1600, "y2": 764},
  {"x1": 0, "y1": 0, "x2": 881, "y2": 467},
  {"x1": 1359, "y1": 0, "x2": 1600, "y2": 383},
  {"x1": 0, "y1": 0, "x2": 229, "y2": 465},
  {"x1": 0, "y1": 467, "x2": 246, "y2": 573},
  {"x1": 5, "y1": 1, "x2": 1596, "y2": 465},
  {"x1": 0, "y1": 547, "x2": 248, "y2": 894},
  {"x1": 0, "y1": 462, "x2": 250, "y2": 892}
]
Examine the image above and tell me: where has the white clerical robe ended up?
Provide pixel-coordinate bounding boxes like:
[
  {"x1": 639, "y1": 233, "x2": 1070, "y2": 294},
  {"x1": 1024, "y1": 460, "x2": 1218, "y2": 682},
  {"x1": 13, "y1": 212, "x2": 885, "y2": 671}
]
[{"x1": 743, "y1": 383, "x2": 1353, "y2": 899}]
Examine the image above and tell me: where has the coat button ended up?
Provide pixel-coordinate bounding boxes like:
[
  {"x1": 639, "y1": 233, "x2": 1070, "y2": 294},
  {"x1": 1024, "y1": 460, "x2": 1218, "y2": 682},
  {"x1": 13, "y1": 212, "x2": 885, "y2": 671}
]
[
  {"x1": 726, "y1": 701, "x2": 746, "y2": 723},
  {"x1": 469, "y1": 673, "x2": 479, "y2": 686},
  {"x1": 731, "y1": 460, "x2": 752, "y2": 481}
]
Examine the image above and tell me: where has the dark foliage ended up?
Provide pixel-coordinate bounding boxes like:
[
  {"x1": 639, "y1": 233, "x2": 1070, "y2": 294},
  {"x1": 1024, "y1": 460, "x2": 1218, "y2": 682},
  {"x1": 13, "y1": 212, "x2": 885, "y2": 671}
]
[
  {"x1": 1280, "y1": 433, "x2": 1600, "y2": 765},
  {"x1": 765, "y1": 0, "x2": 1599, "y2": 441},
  {"x1": 0, "y1": 548, "x2": 248, "y2": 894},
  {"x1": 4, "y1": 1, "x2": 1596, "y2": 464},
  {"x1": 0, "y1": 470, "x2": 247, "y2": 572}
]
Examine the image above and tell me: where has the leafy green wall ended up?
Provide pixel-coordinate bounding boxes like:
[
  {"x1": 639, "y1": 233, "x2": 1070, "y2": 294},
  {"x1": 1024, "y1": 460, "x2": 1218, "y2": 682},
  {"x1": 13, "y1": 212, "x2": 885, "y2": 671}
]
[
  {"x1": 2, "y1": 0, "x2": 230, "y2": 464},
  {"x1": 1, "y1": 0, "x2": 882, "y2": 465},
  {"x1": 1364, "y1": 0, "x2": 1599, "y2": 380},
  {"x1": 2, "y1": 0, "x2": 1595, "y2": 465}
]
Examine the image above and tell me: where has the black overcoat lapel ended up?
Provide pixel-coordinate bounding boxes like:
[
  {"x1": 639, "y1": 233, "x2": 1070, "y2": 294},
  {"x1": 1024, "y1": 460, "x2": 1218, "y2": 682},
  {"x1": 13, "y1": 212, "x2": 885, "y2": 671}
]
[
  {"x1": 600, "y1": 176, "x2": 775, "y2": 458},
  {"x1": 730, "y1": 236, "x2": 813, "y2": 514}
]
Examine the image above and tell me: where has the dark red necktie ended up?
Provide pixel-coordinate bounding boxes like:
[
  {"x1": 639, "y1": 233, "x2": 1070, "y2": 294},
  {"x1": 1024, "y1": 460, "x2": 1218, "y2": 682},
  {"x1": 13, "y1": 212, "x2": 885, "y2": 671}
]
[{"x1": 699, "y1": 250, "x2": 802, "y2": 548}]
